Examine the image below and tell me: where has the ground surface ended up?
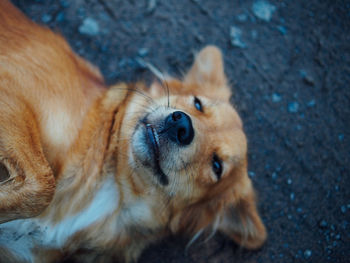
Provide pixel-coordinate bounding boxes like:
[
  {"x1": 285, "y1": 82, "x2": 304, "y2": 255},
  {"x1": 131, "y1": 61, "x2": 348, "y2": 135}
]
[{"x1": 12, "y1": 0, "x2": 350, "y2": 262}]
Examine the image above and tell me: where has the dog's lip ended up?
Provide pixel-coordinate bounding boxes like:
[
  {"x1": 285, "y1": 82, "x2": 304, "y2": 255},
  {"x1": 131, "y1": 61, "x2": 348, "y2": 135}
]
[
  {"x1": 146, "y1": 124, "x2": 160, "y2": 160},
  {"x1": 143, "y1": 123, "x2": 169, "y2": 186}
]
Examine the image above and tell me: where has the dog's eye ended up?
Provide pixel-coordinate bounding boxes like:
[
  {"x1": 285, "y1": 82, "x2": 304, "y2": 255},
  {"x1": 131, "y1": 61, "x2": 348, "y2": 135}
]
[
  {"x1": 194, "y1": 97, "x2": 203, "y2": 112},
  {"x1": 212, "y1": 154, "x2": 223, "y2": 180}
]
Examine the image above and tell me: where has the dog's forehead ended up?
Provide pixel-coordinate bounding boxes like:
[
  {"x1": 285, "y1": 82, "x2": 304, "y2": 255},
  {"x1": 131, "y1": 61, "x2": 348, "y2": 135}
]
[{"x1": 209, "y1": 102, "x2": 242, "y2": 127}]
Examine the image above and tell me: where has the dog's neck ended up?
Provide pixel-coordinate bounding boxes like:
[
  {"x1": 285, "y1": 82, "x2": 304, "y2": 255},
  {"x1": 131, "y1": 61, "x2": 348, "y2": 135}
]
[
  {"x1": 38, "y1": 86, "x2": 170, "y2": 255},
  {"x1": 38, "y1": 85, "x2": 128, "y2": 218}
]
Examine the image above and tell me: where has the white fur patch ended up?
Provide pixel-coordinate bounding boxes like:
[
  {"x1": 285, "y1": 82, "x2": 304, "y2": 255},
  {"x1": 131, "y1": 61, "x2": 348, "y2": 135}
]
[
  {"x1": 0, "y1": 220, "x2": 38, "y2": 262},
  {"x1": 41, "y1": 175, "x2": 119, "y2": 247},
  {"x1": 0, "y1": 176, "x2": 119, "y2": 261}
]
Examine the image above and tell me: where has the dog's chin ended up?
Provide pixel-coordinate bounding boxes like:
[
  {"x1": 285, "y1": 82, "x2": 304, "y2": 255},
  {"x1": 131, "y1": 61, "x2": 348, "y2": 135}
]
[{"x1": 132, "y1": 122, "x2": 169, "y2": 186}]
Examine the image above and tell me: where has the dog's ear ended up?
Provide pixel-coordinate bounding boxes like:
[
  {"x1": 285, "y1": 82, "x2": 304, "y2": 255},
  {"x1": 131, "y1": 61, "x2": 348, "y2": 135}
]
[
  {"x1": 218, "y1": 178, "x2": 267, "y2": 250},
  {"x1": 169, "y1": 197, "x2": 223, "y2": 239},
  {"x1": 184, "y1": 45, "x2": 231, "y2": 101},
  {"x1": 170, "y1": 173, "x2": 266, "y2": 249}
]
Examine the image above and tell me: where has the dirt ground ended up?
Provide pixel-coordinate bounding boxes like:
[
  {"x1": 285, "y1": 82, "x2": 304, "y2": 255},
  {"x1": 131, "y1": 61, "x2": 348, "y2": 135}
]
[{"x1": 11, "y1": 0, "x2": 350, "y2": 262}]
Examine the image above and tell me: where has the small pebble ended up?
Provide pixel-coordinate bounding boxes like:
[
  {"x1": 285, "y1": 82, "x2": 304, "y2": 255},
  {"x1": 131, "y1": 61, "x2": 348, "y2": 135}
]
[
  {"x1": 341, "y1": 205, "x2": 347, "y2": 213},
  {"x1": 55, "y1": 12, "x2": 65, "y2": 23},
  {"x1": 147, "y1": 0, "x2": 157, "y2": 14},
  {"x1": 237, "y1": 13, "x2": 248, "y2": 22},
  {"x1": 287, "y1": 178, "x2": 292, "y2": 185},
  {"x1": 195, "y1": 34, "x2": 204, "y2": 43},
  {"x1": 319, "y1": 220, "x2": 328, "y2": 228},
  {"x1": 288, "y1": 102, "x2": 299, "y2": 113},
  {"x1": 304, "y1": 249, "x2": 312, "y2": 259},
  {"x1": 41, "y1": 14, "x2": 52, "y2": 23},
  {"x1": 252, "y1": 0, "x2": 276, "y2": 22},
  {"x1": 272, "y1": 93, "x2": 281, "y2": 102},
  {"x1": 271, "y1": 172, "x2": 277, "y2": 179},
  {"x1": 79, "y1": 18, "x2": 99, "y2": 36},
  {"x1": 138, "y1": 48, "x2": 149, "y2": 57},
  {"x1": 248, "y1": 171, "x2": 256, "y2": 177},
  {"x1": 338, "y1": 134, "x2": 344, "y2": 141},
  {"x1": 230, "y1": 26, "x2": 246, "y2": 48},
  {"x1": 307, "y1": 99, "x2": 316, "y2": 107},
  {"x1": 299, "y1": 70, "x2": 315, "y2": 86},
  {"x1": 277, "y1": 25, "x2": 287, "y2": 35},
  {"x1": 290, "y1": 192, "x2": 295, "y2": 201}
]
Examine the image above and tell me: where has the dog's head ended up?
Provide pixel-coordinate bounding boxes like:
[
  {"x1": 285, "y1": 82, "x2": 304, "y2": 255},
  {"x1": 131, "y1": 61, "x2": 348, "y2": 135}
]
[{"x1": 120, "y1": 46, "x2": 266, "y2": 249}]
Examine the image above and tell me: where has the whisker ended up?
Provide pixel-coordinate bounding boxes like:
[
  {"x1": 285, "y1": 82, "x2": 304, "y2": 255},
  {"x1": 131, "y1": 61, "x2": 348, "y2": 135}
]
[
  {"x1": 112, "y1": 86, "x2": 155, "y2": 104},
  {"x1": 136, "y1": 58, "x2": 169, "y2": 81},
  {"x1": 159, "y1": 78, "x2": 170, "y2": 108},
  {"x1": 203, "y1": 216, "x2": 220, "y2": 243},
  {"x1": 136, "y1": 58, "x2": 171, "y2": 108},
  {"x1": 185, "y1": 228, "x2": 204, "y2": 253}
]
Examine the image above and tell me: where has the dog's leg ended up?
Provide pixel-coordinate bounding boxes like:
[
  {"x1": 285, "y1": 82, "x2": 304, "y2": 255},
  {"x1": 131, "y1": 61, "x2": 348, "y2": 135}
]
[{"x1": 0, "y1": 94, "x2": 55, "y2": 223}]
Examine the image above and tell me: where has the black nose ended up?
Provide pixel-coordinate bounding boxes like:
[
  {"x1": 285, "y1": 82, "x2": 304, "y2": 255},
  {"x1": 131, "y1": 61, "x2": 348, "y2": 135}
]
[{"x1": 164, "y1": 111, "x2": 194, "y2": 145}]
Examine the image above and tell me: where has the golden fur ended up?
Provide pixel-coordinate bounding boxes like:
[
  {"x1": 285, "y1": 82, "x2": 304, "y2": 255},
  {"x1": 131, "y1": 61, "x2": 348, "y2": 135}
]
[{"x1": 0, "y1": 1, "x2": 266, "y2": 262}]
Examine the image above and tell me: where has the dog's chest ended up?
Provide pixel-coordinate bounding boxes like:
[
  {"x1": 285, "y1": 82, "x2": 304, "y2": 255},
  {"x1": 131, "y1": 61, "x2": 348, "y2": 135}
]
[{"x1": 0, "y1": 176, "x2": 155, "y2": 262}]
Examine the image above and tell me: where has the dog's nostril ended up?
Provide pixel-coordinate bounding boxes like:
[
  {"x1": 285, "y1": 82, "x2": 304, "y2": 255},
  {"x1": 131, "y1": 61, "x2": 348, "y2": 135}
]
[{"x1": 172, "y1": 111, "x2": 182, "y2": 121}]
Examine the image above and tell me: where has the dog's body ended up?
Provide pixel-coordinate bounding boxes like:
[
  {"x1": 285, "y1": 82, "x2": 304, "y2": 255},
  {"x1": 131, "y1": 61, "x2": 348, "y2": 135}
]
[{"x1": 0, "y1": 1, "x2": 266, "y2": 262}]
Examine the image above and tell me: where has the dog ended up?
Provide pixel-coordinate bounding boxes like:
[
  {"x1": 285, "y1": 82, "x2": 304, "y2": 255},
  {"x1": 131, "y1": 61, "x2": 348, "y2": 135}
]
[{"x1": 0, "y1": 1, "x2": 266, "y2": 262}]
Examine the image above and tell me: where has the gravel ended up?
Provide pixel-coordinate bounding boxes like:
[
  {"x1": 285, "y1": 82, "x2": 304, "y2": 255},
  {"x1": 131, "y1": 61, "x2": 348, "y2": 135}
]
[
  {"x1": 252, "y1": 0, "x2": 276, "y2": 22},
  {"x1": 79, "y1": 17, "x2": 99, "y2": 36}
]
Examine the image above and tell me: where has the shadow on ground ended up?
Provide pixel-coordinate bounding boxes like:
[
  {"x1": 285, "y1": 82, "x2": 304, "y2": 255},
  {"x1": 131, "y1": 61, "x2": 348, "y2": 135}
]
[{"x1": 12, "y1": 0, "x2": 350, "y2": 262}]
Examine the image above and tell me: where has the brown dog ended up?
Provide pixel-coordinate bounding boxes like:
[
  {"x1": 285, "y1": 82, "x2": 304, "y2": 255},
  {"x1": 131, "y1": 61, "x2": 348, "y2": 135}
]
[{"x1": 0, "y1": 1, "x2": 266, "y2": 262}]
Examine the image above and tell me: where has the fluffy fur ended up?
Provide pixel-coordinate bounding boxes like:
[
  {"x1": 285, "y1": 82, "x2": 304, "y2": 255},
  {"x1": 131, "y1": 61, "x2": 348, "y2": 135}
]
[{"x1": 0, "y1": 1, "x2": 267, "y2": 262}]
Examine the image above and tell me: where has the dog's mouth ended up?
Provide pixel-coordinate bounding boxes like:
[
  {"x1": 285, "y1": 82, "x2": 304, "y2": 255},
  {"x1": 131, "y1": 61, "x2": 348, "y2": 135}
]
[{"x1": 144, "y1": 123, "x2": 169, "y2": 186}]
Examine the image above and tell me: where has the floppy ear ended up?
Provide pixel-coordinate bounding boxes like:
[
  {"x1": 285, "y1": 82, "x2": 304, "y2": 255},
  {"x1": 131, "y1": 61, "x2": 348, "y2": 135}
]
[
  {"x1": 170, "y1": 166, "x2": 266, "y2": 249},
  {"x1": 184, "y1": 45, "x2": 231, "y2": 101},
  {"x1": 170, "y1": 198, "x2": 223, "y2": 237},
  {"x1": 218, "y1": 181, "x2": 267, "y2": 250}
]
